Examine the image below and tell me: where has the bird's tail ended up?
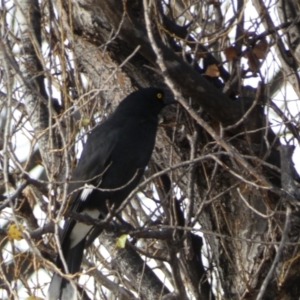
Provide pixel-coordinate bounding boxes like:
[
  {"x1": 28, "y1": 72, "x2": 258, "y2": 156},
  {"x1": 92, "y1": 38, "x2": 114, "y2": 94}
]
[{"x1": 47, "y1": 238, "x2": 86, "y2": 300}]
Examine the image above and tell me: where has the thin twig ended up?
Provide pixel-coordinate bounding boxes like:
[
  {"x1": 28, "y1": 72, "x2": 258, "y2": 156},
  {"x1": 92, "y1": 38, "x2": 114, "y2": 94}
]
[
  {"x1": 141, "y1": 0, "x2": 272, "y2": 190},
  {"x1": 237, "y1": 188, "x2": 278, "y2": 219},
  {"x1": 256, "y1": 204, "x2": 291, "y2": 300}
]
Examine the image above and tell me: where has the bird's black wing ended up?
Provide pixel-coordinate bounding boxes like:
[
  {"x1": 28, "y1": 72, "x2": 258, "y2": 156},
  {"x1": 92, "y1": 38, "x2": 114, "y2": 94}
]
[
  {"x1": 61, "y1": 120, "x2": 122, "y2": 245},
  {"x1": 69, "y1": 121, "x2": 121, "y2": 195},
  {"x1": 47, "y1": 121, "x2": 121, "y2": 300}
]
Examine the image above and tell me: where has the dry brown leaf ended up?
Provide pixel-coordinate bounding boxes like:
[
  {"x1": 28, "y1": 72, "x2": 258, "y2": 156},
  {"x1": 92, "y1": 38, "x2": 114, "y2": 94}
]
[
  {"x1": 245, "y1": 51, "x2": 260, "y2": 72},
  {"x1": 253, "y1": 37, "x2": 268, "y2": 59},
  {"x1": 22, "y1": 186, "x2": 35, "y2": 208},
  {"x1": 224, "y1": 46, "x2": 238, "y2": 61},
  {"x1": 205, "y1": 64, "x2": 220, "y2": 77}
]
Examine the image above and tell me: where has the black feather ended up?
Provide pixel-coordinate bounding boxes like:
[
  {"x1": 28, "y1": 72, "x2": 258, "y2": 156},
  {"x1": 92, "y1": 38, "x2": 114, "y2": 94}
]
[{"x1": 47, "y1": 88, "x2": 175, "y2": 300}]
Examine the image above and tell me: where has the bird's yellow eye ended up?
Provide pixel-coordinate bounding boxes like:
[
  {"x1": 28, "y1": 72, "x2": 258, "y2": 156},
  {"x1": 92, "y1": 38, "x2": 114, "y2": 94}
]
[{"x1": 157, "y1": 93, "x2": 163, "y2": 99}]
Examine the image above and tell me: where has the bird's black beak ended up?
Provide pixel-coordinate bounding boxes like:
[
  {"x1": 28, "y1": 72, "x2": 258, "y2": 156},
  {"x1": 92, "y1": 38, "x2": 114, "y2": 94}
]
[{"x1": 163, "y1": 90, "x2": 178, "y2": 106}]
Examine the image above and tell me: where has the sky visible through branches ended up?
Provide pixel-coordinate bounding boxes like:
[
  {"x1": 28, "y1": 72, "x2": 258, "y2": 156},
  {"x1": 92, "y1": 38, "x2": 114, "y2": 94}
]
[{"x1": 0, "y1": 0, "x2": 300, "y2": 299}]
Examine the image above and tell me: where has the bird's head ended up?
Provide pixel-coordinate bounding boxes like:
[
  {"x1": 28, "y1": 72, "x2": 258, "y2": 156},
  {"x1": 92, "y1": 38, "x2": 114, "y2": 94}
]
[{"x1": 115, "y1": 87, "x2": 177, "y2": 117}]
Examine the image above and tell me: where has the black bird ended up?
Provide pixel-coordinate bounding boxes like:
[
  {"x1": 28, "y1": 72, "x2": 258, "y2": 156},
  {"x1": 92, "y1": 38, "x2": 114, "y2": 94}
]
[{"x1": 47, "y1": 88, "x2": 175, "y2": 300}]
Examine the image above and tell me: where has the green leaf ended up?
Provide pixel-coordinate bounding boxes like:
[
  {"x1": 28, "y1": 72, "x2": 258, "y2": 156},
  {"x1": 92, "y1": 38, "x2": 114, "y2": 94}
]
[{"x1": 116, "y1": 234, "x2": 128, "y2": 248}]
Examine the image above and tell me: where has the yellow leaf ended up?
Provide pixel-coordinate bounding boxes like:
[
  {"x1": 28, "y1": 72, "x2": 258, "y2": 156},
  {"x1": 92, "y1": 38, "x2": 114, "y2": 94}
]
[
  {"x1": 25, "y1": 297, "x2": 44, "y2": 300},
  {"x1": 81, "y1": 118, "x2": 90, "y2": 126},
  {"x1": 116, "y1": 234, "x2": 128, "y2": 248},
  {"x1": 7, "y1": 223, "x2": 24, "y2": 241}
]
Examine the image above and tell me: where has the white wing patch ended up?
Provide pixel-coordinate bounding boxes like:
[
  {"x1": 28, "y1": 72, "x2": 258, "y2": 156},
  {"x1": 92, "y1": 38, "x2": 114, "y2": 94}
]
[
  {"x1": 69, "y1": 208, "x2": 100, "y2": 248},
  {"x1": 47, "y1": 274, "x2": 62, "y2": 300},
  {"x1": 80, "y1": 183, "x2": 95, "y2": 201},
  {"x1": 61, "y1": 281, "x2": 76, "y2": 300}
]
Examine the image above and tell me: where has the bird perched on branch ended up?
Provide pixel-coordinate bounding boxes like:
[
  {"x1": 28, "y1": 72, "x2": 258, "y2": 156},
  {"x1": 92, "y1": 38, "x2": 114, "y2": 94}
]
[{"x1": 47, "y1": 87, "x2": 176, "y2": 300}]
